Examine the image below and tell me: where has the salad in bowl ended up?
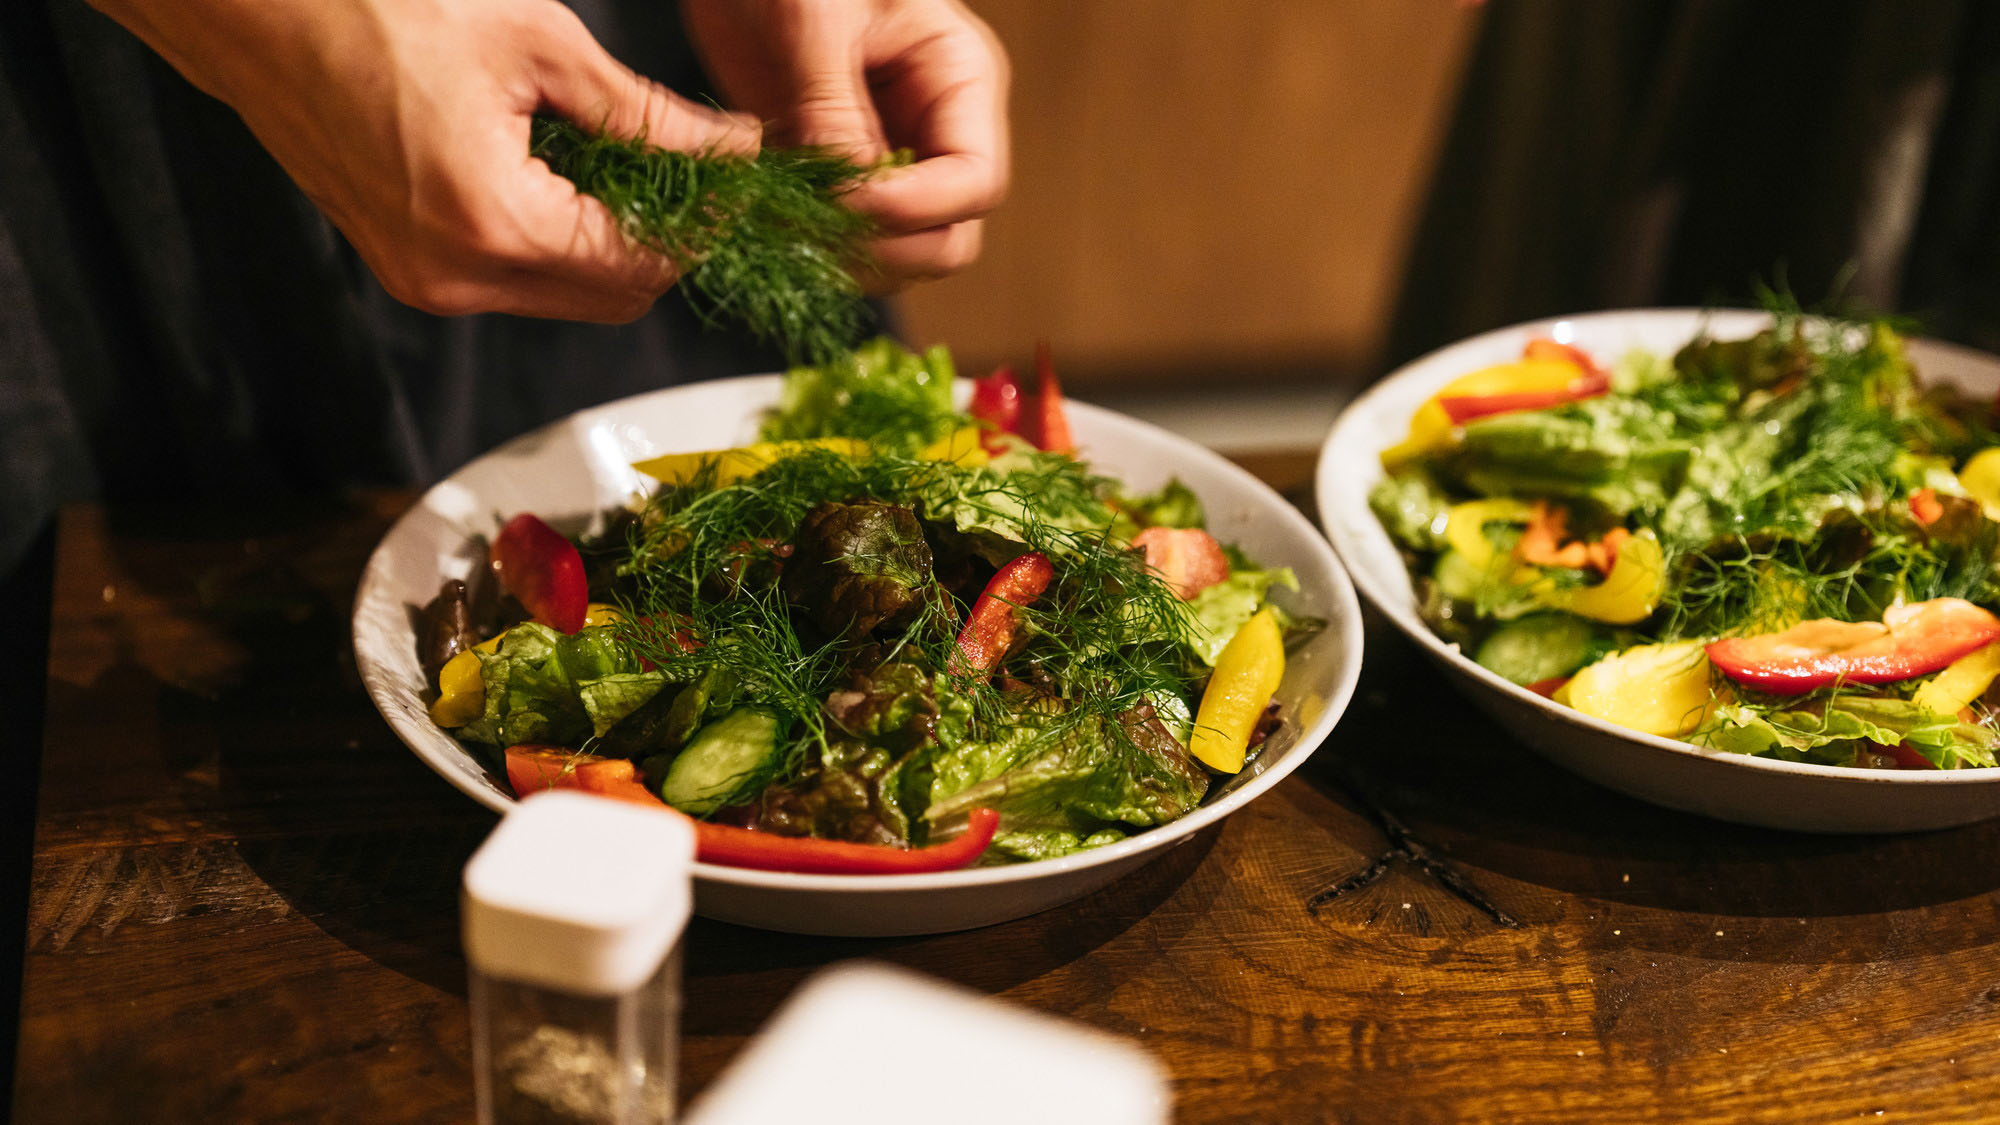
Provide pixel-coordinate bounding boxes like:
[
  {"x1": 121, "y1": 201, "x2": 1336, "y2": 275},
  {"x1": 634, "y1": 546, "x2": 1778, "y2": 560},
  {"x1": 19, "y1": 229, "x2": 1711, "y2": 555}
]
[
  {"x1": 405, "y1": 340, "x2": 1320, "y2": 879},
  {"x1": 1365, "y1": 307, "x2": 2000, "y2": 775}
]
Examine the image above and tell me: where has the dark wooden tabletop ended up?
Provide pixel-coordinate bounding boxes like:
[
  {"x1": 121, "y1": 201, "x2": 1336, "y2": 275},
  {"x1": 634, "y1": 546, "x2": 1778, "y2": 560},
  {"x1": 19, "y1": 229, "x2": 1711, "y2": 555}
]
[{"x1": 18, "y1": 459, "x2": 2000, "y2": 1123}]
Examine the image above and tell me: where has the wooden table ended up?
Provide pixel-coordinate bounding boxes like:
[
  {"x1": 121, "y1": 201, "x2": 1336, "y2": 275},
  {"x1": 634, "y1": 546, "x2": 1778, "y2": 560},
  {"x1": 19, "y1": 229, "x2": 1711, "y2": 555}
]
[{"x1": 18, "y1": 462, "x2": 2000, "y2": 1122}]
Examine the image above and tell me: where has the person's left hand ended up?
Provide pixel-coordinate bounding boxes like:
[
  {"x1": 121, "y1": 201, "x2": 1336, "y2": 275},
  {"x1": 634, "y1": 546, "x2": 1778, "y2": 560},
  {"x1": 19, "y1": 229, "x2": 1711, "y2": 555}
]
[{"x1": 680, "y1": 0, "x2": 1010, "y2": 291}]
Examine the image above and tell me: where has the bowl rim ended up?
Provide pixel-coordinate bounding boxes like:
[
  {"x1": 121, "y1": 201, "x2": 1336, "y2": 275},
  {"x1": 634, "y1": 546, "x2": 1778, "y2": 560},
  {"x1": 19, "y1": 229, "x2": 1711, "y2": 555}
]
[
  {"x1": 355, "y1": 373, "x2": 1366, "y2": 892},
  {"x1": 1317, "y1": 305, "x2": 2000, "y2": 790}
]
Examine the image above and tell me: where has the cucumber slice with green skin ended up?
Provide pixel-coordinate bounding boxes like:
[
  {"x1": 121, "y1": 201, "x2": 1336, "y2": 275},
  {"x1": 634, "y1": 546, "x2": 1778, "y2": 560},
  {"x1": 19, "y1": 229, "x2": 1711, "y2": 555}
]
[
  {"x1": 1475, "y1": 612, "x2": 1603, "y2": 685},
  {"x1": 654, "y1": 706, "x2": 784, "y2": 815}
]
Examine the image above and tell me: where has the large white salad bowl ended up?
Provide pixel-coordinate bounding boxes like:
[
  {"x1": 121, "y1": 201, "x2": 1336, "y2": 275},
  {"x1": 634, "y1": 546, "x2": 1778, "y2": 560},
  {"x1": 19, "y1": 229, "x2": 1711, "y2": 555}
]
[
  {"x1": 1318, "y1": 307, "x2": 2000, "y2": 834},
  {"x1": 355, "y1": 375, "x2": 1363, "y2": 935}
]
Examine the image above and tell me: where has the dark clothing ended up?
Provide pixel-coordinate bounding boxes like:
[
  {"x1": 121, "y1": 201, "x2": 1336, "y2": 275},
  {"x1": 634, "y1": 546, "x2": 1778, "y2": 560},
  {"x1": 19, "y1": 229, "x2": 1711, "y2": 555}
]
[
  {"x1": 1387, "y1": 0, "x2": 2000, "y2": 368},
  {"x1": 0, "y1": 0, "x2": 800, "y2": 574}
]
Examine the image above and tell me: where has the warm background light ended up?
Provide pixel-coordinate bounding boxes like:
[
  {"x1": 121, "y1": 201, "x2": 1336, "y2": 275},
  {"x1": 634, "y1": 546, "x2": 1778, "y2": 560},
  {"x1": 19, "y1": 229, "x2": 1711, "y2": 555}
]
[{"x1": 901, "y1": 2, "x2": 1482, "y2": 391}]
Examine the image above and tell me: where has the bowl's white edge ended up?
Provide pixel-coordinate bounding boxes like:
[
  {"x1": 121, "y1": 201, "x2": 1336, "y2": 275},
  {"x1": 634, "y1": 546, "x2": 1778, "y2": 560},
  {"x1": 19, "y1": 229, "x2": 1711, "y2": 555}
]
[{"x1": 354, "y1": 378, "x2": 1366, "y2": 894}]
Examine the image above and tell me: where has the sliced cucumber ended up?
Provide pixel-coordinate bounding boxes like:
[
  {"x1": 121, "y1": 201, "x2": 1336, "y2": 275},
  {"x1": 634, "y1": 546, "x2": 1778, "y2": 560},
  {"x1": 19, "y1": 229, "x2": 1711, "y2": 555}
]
[
  {"x1": 654, "y1": 707, "x2": 784, "y2": 815},
  {"x1": 1474, "y1": 612, "x2": 1602, "y2": 685}
]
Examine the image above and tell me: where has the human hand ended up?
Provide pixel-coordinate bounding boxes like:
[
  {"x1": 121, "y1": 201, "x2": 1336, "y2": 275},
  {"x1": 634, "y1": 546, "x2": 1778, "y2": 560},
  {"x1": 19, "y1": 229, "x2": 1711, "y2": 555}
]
[
  {"x1": 680, "y1": 0, "x2": 1010, "y2": 290},
  {"x1": 91, "y1": 0, "x2": 760, "y2": 322}
]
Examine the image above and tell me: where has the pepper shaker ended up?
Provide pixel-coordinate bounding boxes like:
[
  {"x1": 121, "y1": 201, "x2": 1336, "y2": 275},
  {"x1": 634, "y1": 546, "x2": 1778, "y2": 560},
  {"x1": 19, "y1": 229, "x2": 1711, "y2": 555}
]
[{"x1": 464, "y1": 791, "x2": 694, "y2": 1124}]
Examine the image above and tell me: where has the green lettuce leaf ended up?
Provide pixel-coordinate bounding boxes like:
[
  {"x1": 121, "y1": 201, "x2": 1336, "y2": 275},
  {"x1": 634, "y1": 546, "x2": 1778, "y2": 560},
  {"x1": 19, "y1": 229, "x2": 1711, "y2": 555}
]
[
  {"x1": 1181, "y1": 566, "x2": 1298, "y2": 665},
  {"x1": 1698, "y1": 697, "x2": 1996, "y2": 769},
  {"x1": 924, "y1": 706, "x2": 1208, "y2": 833},
  {"x1": 761, "y1": 336, "x2": 960, "y2": 452},
  {"x1": 577, "y1": 672, "x2": 670, "y2": 738}
]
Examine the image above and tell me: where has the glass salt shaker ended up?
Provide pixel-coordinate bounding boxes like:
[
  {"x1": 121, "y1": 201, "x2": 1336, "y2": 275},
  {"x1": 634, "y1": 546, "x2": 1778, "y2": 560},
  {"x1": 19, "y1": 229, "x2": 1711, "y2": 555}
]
[{"x1": 463, "y1": 790, "x2": 695, "y2": 1124}]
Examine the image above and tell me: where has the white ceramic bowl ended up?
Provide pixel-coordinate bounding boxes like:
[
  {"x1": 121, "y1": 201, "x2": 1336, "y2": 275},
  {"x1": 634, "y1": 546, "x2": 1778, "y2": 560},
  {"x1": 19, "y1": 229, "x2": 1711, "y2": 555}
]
[
  {"x1": 1319, "y1": 308, "x2": 2000, "y2": 834},
  {"x1": 355, "y1": 375, "x2": 1363, "y2": 935}
]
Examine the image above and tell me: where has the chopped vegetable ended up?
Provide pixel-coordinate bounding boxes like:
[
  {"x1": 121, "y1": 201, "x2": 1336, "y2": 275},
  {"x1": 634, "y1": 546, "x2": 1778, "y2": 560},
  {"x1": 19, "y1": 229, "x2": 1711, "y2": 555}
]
[
  {"x1": 970, "y1": 366, "x2": 1025, "y2": 448},
  {"x1": 506, "y1": 746, "x2": 662, "y2": 806},
  {"x1": 1911, "y1": 641, "x2": 2000, "y2": 715},
  {"x1": 948, "y1": 552, "x2": 1055, "y2": 677},
  {"x1": 430, "y1": 650, "x2": 485, "y2": 728},
  {"x1": 1705, "y1": 598, "x2": 2000, "y2": 695},
  {"x1": 692, "y1": 807, "x2": 1001, "y2": 874},
  {"x1": 1132, "y1": 527, "x2": 1230, "y2": 600},
  {"x1": 1558, "y1": 641, "x2": 1715, "y2": 738},
  {"x1": 1530, "y1": 530, "x2": 1665, "y2": 625},
  {"x1": 1026, "y1": 341, "x2": 1076, "y2": 453},
  {"x1": 1189, "y1": 607, "x2": 1285, "y2": 772},
  {"x1": 631, "y1": 438, "x2": 869, "y2": 487},
  {"x1": 652, "y1": 707, "x2": 786, "y2": 815},
  {"x1": 491, "y1": 514, "x2": 588, "y2": 634}
]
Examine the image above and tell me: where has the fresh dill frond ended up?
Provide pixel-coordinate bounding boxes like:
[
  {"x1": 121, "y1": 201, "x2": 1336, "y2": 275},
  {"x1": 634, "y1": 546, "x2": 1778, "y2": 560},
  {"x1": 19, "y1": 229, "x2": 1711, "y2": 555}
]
[
  {"x1": 530, "y1": 117, "x2": 888, "y2": 365},
  {"x1": 611, "y1": 442, "x2": 1205, "y2": 790}
]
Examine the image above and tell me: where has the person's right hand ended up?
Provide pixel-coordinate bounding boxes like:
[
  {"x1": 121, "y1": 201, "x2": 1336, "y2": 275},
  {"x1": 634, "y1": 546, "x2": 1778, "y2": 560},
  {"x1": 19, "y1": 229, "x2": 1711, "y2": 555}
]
[{"x1": 90, "y1": 0, "x2": 760, "y2": 322}]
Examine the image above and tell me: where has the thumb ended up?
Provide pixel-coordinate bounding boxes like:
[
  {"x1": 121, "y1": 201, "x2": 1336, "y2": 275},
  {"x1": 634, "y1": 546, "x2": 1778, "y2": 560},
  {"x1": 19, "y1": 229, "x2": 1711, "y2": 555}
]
[{"x1": 535, "y1": 17, "x2": 761, "y2": 157}]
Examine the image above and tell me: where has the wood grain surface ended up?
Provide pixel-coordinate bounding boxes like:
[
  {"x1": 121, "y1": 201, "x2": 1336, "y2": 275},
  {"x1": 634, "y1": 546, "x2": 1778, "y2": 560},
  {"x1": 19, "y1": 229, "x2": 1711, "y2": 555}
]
[{"x1": 18, "y1": 476, "x2": 2000, "y2": 1123}]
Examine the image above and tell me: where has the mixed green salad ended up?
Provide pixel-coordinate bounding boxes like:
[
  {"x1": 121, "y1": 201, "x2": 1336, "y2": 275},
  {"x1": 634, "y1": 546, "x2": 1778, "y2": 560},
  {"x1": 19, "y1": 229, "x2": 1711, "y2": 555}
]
[
  {"x1": 1370, "y1": 311, "x2": 2000, "y2": 770},
  {"x1": 418, "y1": 339, "x2": 1312, "y2": 871}
]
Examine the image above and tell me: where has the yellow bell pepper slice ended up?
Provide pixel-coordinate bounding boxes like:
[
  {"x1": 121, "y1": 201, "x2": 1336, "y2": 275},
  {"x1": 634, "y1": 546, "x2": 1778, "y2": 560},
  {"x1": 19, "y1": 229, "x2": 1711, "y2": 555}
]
[
  {"x1": 916, "y1": 426, "x2": 990, "y2": 467},
  {"x1": 1531, "y1": 530, "x2": 1665, "y2": 625},
  {"x1": 632, "y1": 437, "x2": 868, "y2": 486},
  {"x1": 1912, "y1": 640, "x2": 2000, "y2": 716},
  {"x1": 1189, "y1": 607, "x2": 1286, "y2": 773},
  {"x1": 1957, "y1": 448, "x2": 2000, "y2": 521},
  {"x1": 1443, "y1": 499, "x2": 1535, "y2": 573},
  {"x1": 429, "y1": 649, "x2": 485, "y2": 728},
  {"x1": 583, "y1": 603, "x2": 624, "y2": 627},
  {"x1": 1381, "y1": 359, "x2": 1588, "y2": 468},
  {"x1": 1560, "y1": 640, "x2": 1715, "y2": 738}
]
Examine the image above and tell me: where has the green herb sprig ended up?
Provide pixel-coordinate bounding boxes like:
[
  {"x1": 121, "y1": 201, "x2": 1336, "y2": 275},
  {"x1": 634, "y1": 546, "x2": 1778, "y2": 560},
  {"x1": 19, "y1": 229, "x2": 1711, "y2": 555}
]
[{"x1": 531, "y1": 117, "x2": 888, "y2": 364}]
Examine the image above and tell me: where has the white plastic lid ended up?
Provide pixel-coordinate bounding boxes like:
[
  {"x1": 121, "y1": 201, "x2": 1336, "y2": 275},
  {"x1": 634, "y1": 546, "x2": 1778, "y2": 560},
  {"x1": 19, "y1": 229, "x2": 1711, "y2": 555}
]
[
  {"x1": 683, "y1": 963, "x2": 1171, "y2": 1125},
  {"x1": 462, "y1": 791, "x2": 695, "y2": 996}
]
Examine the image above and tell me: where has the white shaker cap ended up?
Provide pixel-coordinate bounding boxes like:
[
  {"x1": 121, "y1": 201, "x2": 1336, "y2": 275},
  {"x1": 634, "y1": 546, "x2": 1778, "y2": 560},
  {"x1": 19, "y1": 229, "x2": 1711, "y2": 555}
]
[
  {"x1": 685, "y1": 962, "x2": 1172, "y2": 1125},
  {"x1": 462, "y1": 791, "x2": 695, "y2": 996}
]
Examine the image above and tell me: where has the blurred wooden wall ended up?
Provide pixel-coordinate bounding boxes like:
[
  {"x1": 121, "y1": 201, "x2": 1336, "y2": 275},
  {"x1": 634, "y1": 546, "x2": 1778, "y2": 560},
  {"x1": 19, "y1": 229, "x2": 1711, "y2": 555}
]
[{"x1": 899, "y1": 1, "x2": 1481, "y2": 389}]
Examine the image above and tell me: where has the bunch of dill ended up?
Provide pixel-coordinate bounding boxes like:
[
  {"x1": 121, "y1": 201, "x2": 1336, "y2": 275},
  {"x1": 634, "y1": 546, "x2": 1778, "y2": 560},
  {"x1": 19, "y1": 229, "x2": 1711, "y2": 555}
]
[{"x1": 530, "y1": 118, "x2": 882, "y2": 365}]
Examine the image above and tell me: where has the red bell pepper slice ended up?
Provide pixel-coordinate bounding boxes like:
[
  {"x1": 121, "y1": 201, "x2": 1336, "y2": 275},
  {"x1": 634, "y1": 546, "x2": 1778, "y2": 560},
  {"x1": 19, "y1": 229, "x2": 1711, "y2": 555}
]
[
  {"x1": 1705, "y1": 598, "x2": 2000, "y2": 695},
  {"x1": 690, "y1": 808, "x2": 1002, "y2": 874},
  {"x1": 1024, "y1": 340, "x2": 1075, "y2": 453},
  {"x1": 507, "y1": 746, "x2": 662, "y2": 806},
  {"x1": 1131, "y1": 526, "x2": 1229, "y2": 599},
  {"x1": 491, "y1": 513, "x2": 588, "y2": 633},
  {"x1": 509, "y1": 750, "x2": 1004, "y2": 872},
  {"x1": 948, "y1": 551, "x2": 1055, "y2": 677}
]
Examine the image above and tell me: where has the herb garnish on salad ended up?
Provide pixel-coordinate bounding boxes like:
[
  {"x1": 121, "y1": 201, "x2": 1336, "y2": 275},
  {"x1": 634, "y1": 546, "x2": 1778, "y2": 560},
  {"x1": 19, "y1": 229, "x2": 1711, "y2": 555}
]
[
  {"x1": 419, "y1": 339, "x2": 1313, "y2": 870},
  {"x1": 1370, "y1": 309, "x2": 2000, "y2": 770}
]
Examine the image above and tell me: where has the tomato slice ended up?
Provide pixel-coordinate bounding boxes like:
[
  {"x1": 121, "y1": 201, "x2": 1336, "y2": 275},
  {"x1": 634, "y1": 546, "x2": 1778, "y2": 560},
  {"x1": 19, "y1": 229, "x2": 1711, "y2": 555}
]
[
  {"x1": 1705, "y1": 598, "x2": 2000, "y2": 694},
  {"x1": 969, "y1": 365, "x2": 1024, "y2": 441},
  {"x1": 1132, "y1": 527, "x2": 1229, "y2": 599},
  {"x1": 491, "y1": 513, "x2": 588, "y2": 634}
]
